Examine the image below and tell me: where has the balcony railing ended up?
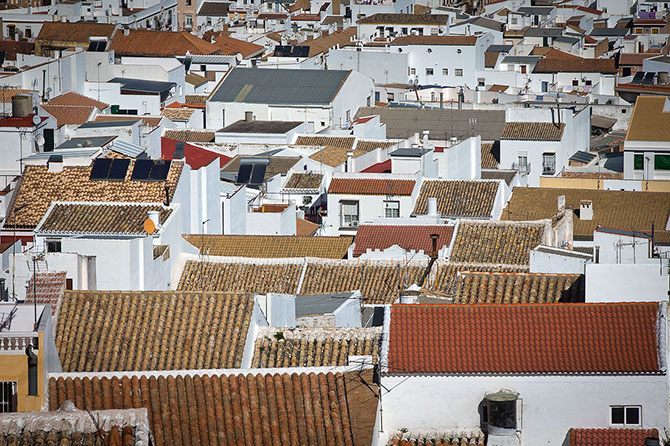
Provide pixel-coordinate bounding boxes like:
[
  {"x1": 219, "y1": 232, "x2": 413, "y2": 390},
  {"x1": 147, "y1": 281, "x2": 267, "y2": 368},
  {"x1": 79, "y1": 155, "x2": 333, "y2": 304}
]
[
  {"x1": 0, "y1": 333, "x2": 37, "y2": 353},
  {"x1": 512, "y1": 162, "x2": 531, "y2": 173}
]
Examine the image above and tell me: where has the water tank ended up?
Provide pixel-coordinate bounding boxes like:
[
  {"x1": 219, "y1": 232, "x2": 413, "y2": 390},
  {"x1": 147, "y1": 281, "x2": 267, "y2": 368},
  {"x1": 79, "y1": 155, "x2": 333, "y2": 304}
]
[
  {"x1": 486, "y1": 392, "x2": 518, "y2": 435},
  {"x1": 12, "y1": 94, "x2": 32, "y2": 118},
  {"x1": 658, "y1": 72, "x2": 669, "y2": 84}
]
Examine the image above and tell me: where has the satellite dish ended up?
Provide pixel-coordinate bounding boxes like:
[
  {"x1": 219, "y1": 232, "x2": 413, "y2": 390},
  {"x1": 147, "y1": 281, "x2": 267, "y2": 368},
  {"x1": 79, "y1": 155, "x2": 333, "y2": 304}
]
[
  {"x1": 32, "y1": 115, "x2": 41, "y2": 126},
  {"x1": 36, "y1": 134, "x2": 45, "y2": 146},
  {"x1": 143, "y1": 218, "x2": 156, "y2": 234}
]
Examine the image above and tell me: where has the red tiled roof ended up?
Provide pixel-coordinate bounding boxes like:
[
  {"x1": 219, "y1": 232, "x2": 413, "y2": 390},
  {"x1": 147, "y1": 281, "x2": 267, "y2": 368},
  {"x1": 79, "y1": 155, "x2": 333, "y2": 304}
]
[
  {"x1": 49, "y1": 369, "x2": 378, "y2": 446},
  {"x1": 569, "y1": 428, "x2": 659, "y2": 446},
  {"x1": 353, "y1": 224, "x2": 453, "y2": 256},
  {"x1": 0, "y1": 114, "x2": 47, "y2": 128},
  {"x1": 42, "y1": 105, "x2": 94, "y2": 127},
  {"x1": 361, "y1": 159, "x2": 392, "y2": 173},
  {"x1": 211, "y1": 35, "x2": 264, "y2": 58},
  {"x1": 535, "y1": 57, "x2": 617, "y2": 74},
  {"x1": 110, "y1": 30, "x2": 220, "y2": 57},
  {"x1": 48, "y1": 91, "x2": 109, "y2": 110},
  {"x1": 388, "y1": 303, "x2": 661, "y2": 375},
  {"x1": 24, "y1": 271, "x2": 66, "y2": 315},
  {"x1": 161, "y1": 137, "x2": 232, "y2": 169},
  {"x1": 619, "y1": 52, "x2": 659, "y2": 65},
  {"x1": 327, "y1": 178, "x2": 415, "y2": 195}
]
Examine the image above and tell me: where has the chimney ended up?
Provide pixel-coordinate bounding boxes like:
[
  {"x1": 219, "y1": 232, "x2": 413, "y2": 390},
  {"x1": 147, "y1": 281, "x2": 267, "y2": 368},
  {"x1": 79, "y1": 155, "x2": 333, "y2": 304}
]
[
  {"x1": 245, "y1": 111, "x2": 253, "y2": 122},
  {"x1": 123, "y1": 27, "x2": 130, "y2": 36},
  {"x1": 579, "y1": 200, "x2": 593, "y2": 220},
  {"x1": 422, "y1": 130, "x2": 429, "y2": 145},
  {"x1": 47, "y1": 155, "x2": 63, "y2": 172},
  {"x1": 427, "y1": 197, "x2": 438, "y2": 216},
  {"x1": 148, "y1": 210, "x2": 160, "y2": 229},
  {"x1": 430, "y1": 233, "x2": 440, "y2": 258},
  {"x1": 332, "y1": 0, "x2": 340, "y2": 15},
  {"x1": 346, "y1": 151, "x2": 354, "y2": 172},
  {"x1": 557, "y1": 194, "x2": 565, "y2": 212},
  {"x1": 439, "y1": 92, "x2": 444, "y2": 109},
  {"x1": 174, "y1": 141, "x2": 185, "y2": 159}
]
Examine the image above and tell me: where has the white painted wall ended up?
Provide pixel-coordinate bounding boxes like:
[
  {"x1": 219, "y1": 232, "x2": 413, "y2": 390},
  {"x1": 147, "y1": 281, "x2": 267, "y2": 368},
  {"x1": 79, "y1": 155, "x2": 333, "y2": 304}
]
[
  {"x1": 258, "y1": 293, "x2": 296, "y2": 327},
  {"x1": 327, "y1": 48, "x2": 408, "y2": 85},
  {"x1": 222, "y1": 186, "x2": 247, "y2": 234},
  {"x1": 240, "y1": 299, "x2": 269, "y2": 368},
  {"x1": 333, "y1": 291, "x2": 362, "y2": 327},
  {"x1": 586, "y1": 263, "x2": 669, "y2": 302},
  {"x1": 594, "y1": 230, "x2": 656, "y2": 265},
  {"x1": 378, "y1": 374, "x2": 669, "y2": 446},
  {"x1": 529, "y1": 249, "x2": 589, "y2": 274}
]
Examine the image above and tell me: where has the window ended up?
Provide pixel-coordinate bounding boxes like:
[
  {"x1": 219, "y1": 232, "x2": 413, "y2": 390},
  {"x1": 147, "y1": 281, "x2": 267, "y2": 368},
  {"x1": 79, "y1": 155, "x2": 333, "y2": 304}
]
[
  {"x1": 634, "y1": 153, "x2": 643, "y2": 170},
  {"x1": 622, "y1": 67, "x2": 632, "y2": 77},
  {"x1": 652, "y1": 28, "x2": 659, "y2": 34},
  {"x1": 442, "y1": 68, "x2": 448, "y2": 75},
  {"x1": 367, "y1": 95, "x2": 371, "y2": 107},
  {"x1": 46, "y1": 239, "x2": 61, "y2": 253},
  {"x1": 200, "y1": 64, "x2": 206, "y2": 72},
  {"x1": 0, "y1": 382, "x2": 17, "y2": 413},
  {"x1": 520, "y1": 65, "x2": 527, "y2": 74},
  {"x1": 207, "y1": 17, "x2": 212, "y2": 25},
  {"x1": 511, "y1": 17, "x2": 518, "y2": 24},
  {"x1": 346, "y1": 109, "x2": 351, "y2": 122},
  {"x1": 340, "y1": 201, "x2": 359, "y2": 228},
  {"x1": 610, "y1": 406, "x2": 641, "y2": 426},
  {"x1": 387, "y1": 92, "x2": 394, "y2": 101},
  {"x1": 27, "y1": 346, "x2": 37, "y2": 396},
  {"x1": 186, "y1": 0, "x2": 191, "y2": 5},
  {"x1": 25, "y1": 27, "x2": 31, "y2": 38},
  {"x1": 455, "y1": 68, "x2": 463, "y2": 77},
  {"x1": 410, "y1": 67, "x2": 416, "y2": 75},
  {"x1": 478, "y1": 78, "x2": 485, "y2": 87},
  {"x1": 401, "y1": 27, "x2": 408, "y2": 34},
  {"x1": 572, "y1": 79, "x2": 579, "y2": 86},
  {"x1": 185, "y1": 14, "x2": 193, "y2": 28},
  {"x1": 655, "y1": 154, "x2": 670, "y2": 170},
  {"x1": 542, "y1": 152, "x2": 556, "y2": 175},
  {"x1": 384, "y1": 200, "x2": 400, "y2": 218},
  {"x1": 375, "y1": 91, "x2": 380, "y2": 102},
  {"x1": 585, "y1": 80, "x2": 592, "y2": 86},
  {"x1": 426, "y1": 68, "x2": 434, "y2": 75},
  {"x1": 516, "y1": 153, "x2": 529, "y2": 172},
  {"x1": 635, "y1": 28, "x2": 643, "y2": 34}
]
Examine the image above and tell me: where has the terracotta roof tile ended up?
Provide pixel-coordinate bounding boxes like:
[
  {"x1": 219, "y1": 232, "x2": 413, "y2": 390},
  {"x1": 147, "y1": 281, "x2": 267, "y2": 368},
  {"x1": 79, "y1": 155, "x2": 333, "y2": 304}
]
[
  {"x1": 163, "y1": 129, "x2": 215, "y2": 142},
  {"x1": 178, "y1": 261, "x2": 303, "y2": 294},
  {"x1": 185, "y1": 72, "x2": 208, "y2": 87},
  {"x1": 358, "y1": 13, "x2": 448, "y2": 25},
  {"x1": 161, "y1": 107, "x2": 195, "y2": 121},
  {"x1": 305, "y1": 27, "x2": 357, "y2": 57},
  {"x1": 296, "y1": 217, "x2": 319, "y2": 236},
  {"x1": 93, "y1": 115, "x2": 162, "y2": 127},
  {"x1": 352, "y1": 224, "x2": 453, "y2": 257},
  {"x1": 110, "y1": 30, "x2": 220, "y2": 57},
  {"x1": 412, "y1": 179, "x2": 499, "y2": 217},
  {"x1": 24, "y1": 271, "x2": 66, "y2": 315},
  {"x1": 308, "y1": 141, "x2": 393, "y2": 167},
  {"x1": 49, "y1": 369, "x2": 375, "y2": 446},
  {"x1": 387, "y1": 432, "x2": 485, "y2": 446},
  {"x1": 283, "y1": 172, "x2": 323, "y2": 190},
  {"x1": 450, "y1": 221, "x2": 546, "y2": 265},
  {"x1": 295, "y1": 135, "x2": 355, "y2": 148},
  {"x1": 41, "y1": 104, "x2": 95, "y2": 127},
  {"x1": 354, "y1": 139, "x2": 398, "y2": 152},
  {"x1": 481, "y1": 142, "x2": 499, "y2": 168},
  {"x1": 309, "y1": 146, "x2": 349, "y2": 167},
  {"x1": 452, "y1": 271, "x2": 585, "y2": 304},
  {"x1": 185, "y1": 95, "x2": 208, "y2": 106},
  {"x1": 388, "y1": 302, "x2": 661, "y2": 374},
  {"x1": 619, "y1": 52, "x2": 658, "y2": 65},
  {"x1": 211, "y1": 35, "x2": 264, "y2": 57},
  {"x1": 484, "y1": 51, "x2": 499, "y2": 67},
  {"x1": 55, "y1": 291, "x2": 253, "y2": 371},
  {"x1": 36, "y1": 21, "x2": 116, "y2": 43},
  {"x1": 328, "y1": 178, "x2": 415, "y2": 195},
  {"x1": 502, "y1": 122, "x2": 565, "y2": 141},
  {"x1": 569, "y1": 428, "x2": 659, "y2": 446},
  {"x1": 38, "y1": 203, "x2": 172, "y2": 235},
  {"x1": 390, "y1": 35, "x2": 478, "y2": 46},
  {"x1": 252, "y1": 327, "x2": 381, "y2": 367},
  {"x1": 0, "y1": 88, "x2": 31, "y2": 103},
  {"x1": 183, "y1": 234, "x2": 352, "y2": 258},
  {"x1": 431, "y1": 261, "x2": 528, "y2": 295},
  {"x1": 502, "y1": 187, "x2": 670, "y2": 240},
  {"x1": 0, "y1": 40, "x2": 34, "y2": 61},
  {"x1": 48, "y1": 91, "x2": 109, "y2": 110},
  {"x1": 534, "y1": 57, "x2": 617, "y2": 73},
  {"x1": 4, "y1": 162, "x2": 182, "y2": 230},
  {"x1": 626, "y1": 96, "x2": 670, "y2": 142}
]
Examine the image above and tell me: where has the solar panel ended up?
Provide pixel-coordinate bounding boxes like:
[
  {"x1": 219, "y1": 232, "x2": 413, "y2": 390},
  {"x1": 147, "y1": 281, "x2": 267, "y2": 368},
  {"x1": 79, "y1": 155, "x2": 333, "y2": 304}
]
[
  {"x1": 107, "y1": 159, "x2": 131, "y2": 181},
  {"x1": 131, "y1": 159, "x2": 153, "y2": 180},
  {"x1": 631, "y1": 72, "x2": 644, "y2": 85},
  {"x1": 149, "y1": 160, "x2": 171, "y2": 181},
  {"x1": 237, "y1": 164, "x2": 252, "y2": 184},
  {"x1": 90, "y1": 158, "x2": 112, "y2": 180},
  {"x1": 250, "y1": 164, "x2": 267, "y2": 184},
  {"x1": 643, "y1": 72, "x2": 655, "y2": 85}
]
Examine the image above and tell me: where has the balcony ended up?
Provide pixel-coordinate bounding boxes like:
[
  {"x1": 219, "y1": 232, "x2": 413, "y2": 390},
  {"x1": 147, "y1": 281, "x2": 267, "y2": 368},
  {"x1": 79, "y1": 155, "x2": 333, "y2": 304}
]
[{"x1": 512, "y1": 162, "x2": 531, "y2": 174}]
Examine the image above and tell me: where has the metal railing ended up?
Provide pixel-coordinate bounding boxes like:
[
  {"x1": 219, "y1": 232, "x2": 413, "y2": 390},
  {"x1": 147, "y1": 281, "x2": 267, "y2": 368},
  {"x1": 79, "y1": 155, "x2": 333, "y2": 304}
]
[{"x1": 512, "y1": 162, "x2": 531, "y2": 174}]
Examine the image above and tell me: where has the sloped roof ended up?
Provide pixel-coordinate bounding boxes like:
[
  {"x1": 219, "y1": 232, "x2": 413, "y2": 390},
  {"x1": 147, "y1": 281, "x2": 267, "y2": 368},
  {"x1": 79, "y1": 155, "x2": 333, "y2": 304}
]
[
  {"x1": 534, "y1": 56, "x2": 617, "y2": 73},
  {"x1": 352, "y1": 224, "x2": 453, "y2": 257},
  {"x1": 0, "y1": 88, "x2": 30, "y2": 103},
  {"x1": 4, "y1": 162, "x2": 183, "y2": 230},
  {"x1": 626, "y1": 96, "x2": 670, "y2": 142},
  {"x1": 210, "y1": 68, "x2": 351, "y2": 105},
  {"x1": 185, "y1": 72, "x2": 208, "y2": 86},
  {"x1": 161, "y1": 107, "x2": 195, "y2": 121},
  {"x1": 390, "y1": 35, "x2": 478, "y2": 46},
  {"x1": 93, "y1": 114, "x2": 162, "y2": 127},
  {"x1": 163, "y1": 129, "x2": 215, "y2": 142},
  {"x1": 481, "y1": 142, "x2": 499, "y2": 168},
  {"x1": 502, "y1": 187, "x2": 670, "y2": 241},
  {"x1": 296, "y1": 135, "x2": 355, "y2": 148},
  {"x1": 388, "y1": 432, "x2": 486, "y2": 446},
  {"x1": 211, "y1": 35, "x2": 264, "y2": 58},
  {"x1": 569, "y1": 428, "x2": 659, "y2": 446},
  {"x1": 431, "y1": 261, "x2": 528, "y2": 294},
  {"x1": 198, "y1": 1, "x2": 230, "y2": 15},
  {"x1": 358, "y1": 13, "x2": 448, "y2": 25},
  {"x1": 412, "y1": 179, "x2": 499, "y2": 217},
  {"x1": 56, "y1": 291, "x2": 253, "y2": 371},
  {"x1": 38, "y1": 203, "x2": 172, "y2": 235},
  {"x1": 0, "y1": 40, "x2": 34, "y2": 61},
  {"x1": 221, "y1": 155, "x2": 300, "y2": 181},
  {"x1": 36, "y1": 22, "x2": 116, "y2": 43},
  {"x1": 450, "y1": 221, "x2": 546, "y2": 265},
  {"x1": 183, "y1": 234, "x2": 352, "y2": 258},
  {"x1": 48, "y1": 91, "x2": 109, "y2": 110},
  {"x1": 110, "y1": 30, "x2": 220, "y2": 56},
  {"x1": 502, "y1": 122, "x2": 565, "y2": 141},
  {"x1": 178, "y1": 261, "x2": 303, "y2": 294},
  {"x1": 296, "y1": 217, "x2": 319, "y2": 236},
  {"x1": 41, "y1": 104, "x2": 94, "y2": 127},
  {"x1": 388, "y1": 302, "x2": 661, "y2": 375},
  {"x1": 252, "y1": 327, "x2": 381, "y2": 367},
  {"x1": 328, "y1": 178, "x2": 415, "y2": 195},
  {"x1": 305, "y1": 27, "x2": 357, "y2": 57},
  {"x1": 24, "y1": 271, "x2": 66, "y2": 315},
  {"x1": 452, "y1": 271, "x2": 585, "y2": 304},
  {"x1": 49, "y1": 369, "x2": 378, "y2": 446},
  {"x1": 283, "y1": 172, "x2": 323, "y2": 190}
]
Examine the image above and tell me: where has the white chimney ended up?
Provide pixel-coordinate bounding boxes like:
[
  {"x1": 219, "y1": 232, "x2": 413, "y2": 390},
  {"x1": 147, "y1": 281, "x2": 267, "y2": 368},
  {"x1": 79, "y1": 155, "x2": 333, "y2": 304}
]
[
  {"x1": 427, "y1": 197, "x2": 438, "y2": 216},
  {"x1": 47, "y1": 155, "x2": 63, "y2": 173},
  {"x1": 346, "y1": 151, "x2": 354, "y2": 172},
  {"x1": 557, "y1": 194, "x2": 565, "y2": 212},
  {"x1": 148, "y1": 210, "x2": 160, "y2": 229},
  {"x1": 579, "y1": 200, "x2": 593, "y2": 221}
]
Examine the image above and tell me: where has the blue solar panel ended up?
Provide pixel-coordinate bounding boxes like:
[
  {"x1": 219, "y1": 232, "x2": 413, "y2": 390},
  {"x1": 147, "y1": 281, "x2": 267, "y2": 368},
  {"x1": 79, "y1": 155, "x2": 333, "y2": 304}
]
[
  {"x1": 107, "y1": 159, "x2": 130, "y2": 181},
  {"x1": 90, "y1": 158, "x2": 112, "y2": 180},
  {"x1": 250, "y1": 164, "x2": 267, "y2": 184},
  {"x1": 131, "y1": 159, "x2": 153, "y2": 180},
  {"x1": 237, "y1": 164, "x2": 252, "y2": 184},
  {"x1": 149, "y1": 160, "x2": 171, "y2": 181}
]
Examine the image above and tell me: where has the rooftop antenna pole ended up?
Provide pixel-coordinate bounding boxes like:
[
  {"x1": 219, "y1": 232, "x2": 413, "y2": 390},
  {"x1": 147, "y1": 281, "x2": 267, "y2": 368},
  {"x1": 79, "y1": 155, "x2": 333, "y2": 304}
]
[{"x1": 12, "y1": 204, "x2": 29, "y2": 301}]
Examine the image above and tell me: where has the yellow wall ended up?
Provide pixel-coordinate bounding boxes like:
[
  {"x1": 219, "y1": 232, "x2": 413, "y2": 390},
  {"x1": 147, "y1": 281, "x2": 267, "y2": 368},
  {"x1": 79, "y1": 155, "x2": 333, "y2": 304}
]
[
  {"x1": 540, "y1": 177, "x2": 670, "y2": 192},
  {"x1": 0, "y1": 332, "x2": 45, "y2": 412}
]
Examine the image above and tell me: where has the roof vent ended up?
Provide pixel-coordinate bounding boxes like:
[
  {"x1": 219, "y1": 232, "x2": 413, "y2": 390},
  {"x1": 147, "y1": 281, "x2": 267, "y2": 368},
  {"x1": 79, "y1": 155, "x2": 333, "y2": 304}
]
[{"x1": 579, "y1": 200, "x2": 593, "y2": 221}]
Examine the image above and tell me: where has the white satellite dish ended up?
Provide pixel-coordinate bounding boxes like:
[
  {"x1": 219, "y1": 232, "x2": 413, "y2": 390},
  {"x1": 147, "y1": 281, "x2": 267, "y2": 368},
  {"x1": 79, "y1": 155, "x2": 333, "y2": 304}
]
[
  {"x1": 32, "y1": 115, "x2": 41, "y2": 126},
  {"x1": 36, "y1": 134, "x2": 45, "y2": 146}
]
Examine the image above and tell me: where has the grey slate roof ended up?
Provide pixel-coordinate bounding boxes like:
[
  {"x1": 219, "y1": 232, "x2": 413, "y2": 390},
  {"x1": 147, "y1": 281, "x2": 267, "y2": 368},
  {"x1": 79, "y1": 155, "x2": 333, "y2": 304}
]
[
  {"x1": 198, "y1": 1, "x2": 231, "y2": 15},
  {"x1": 517, "y1": 6, "x2": 553, "y2": 15},
  {"x1": 209, "y1": 68, "x2": 351, "y2": 105},
  {"x1": 355, "y1": 107, "x2": 505, "y2": 141},
  {"x1": 590, "y1": 28, "x2": 629, "y2": 37},
  {"x1": 78, "y1": 120, "x2": 137, "y2": 129},
  {"x1": 501, "y1": 55, "x2": 542, "y2": 64},
  {"x1": 555, "y1": 35, "x2": 580, "y2": 44},
  {"x1": 452, "y1": 16, "x2": 504, "y2": 31},
  {"x1": 56, "y1": 136, "x2": 115, "y2": 148},
  {"x1": 390, "y1": 148, "x2": 431, "y2": 157},
  {"x1": 219, "y1": 120, "x2": 302, "y2": 133},
  {"x1": 487, "y1": 44, "x2": 513, "y2": 52},
  {"x1": 525, "y1": 28, "x2": 563, "y2": 37},
  {"x1": 108, "y1": 77, "x2": 176, "y2": 94},
  {"x1": 296, "y1": 293, "x2": 353, "y2": 316}
]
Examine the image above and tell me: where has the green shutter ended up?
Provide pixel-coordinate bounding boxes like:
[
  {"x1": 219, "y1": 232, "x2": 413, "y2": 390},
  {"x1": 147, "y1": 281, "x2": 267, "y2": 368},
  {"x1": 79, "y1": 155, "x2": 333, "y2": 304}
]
[
  {"x1": 654, "y1": 154, "x2": 670, "y2": 170},
  {"x1": 634, "y1": 154, "x2": 643, "y2": 170}
]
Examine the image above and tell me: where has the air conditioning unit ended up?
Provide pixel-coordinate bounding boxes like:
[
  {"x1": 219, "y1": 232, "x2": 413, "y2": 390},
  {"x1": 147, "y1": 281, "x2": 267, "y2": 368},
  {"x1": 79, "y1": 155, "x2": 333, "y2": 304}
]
[{"x1": 351, "y1": 220, "x2": 359, "y2": 227}]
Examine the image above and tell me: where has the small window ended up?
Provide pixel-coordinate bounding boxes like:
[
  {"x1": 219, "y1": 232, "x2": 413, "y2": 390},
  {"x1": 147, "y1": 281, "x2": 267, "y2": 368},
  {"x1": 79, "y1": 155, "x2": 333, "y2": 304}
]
[
  {"x1": 207, "y1": 17, "x2": 212, "y2": 26},
  {"x1": 455, "y1": 68, "x2": 463, "y2": 77},
  {"x1": 652, "y1": 28, "x2": 659, "y2": 34},
  {"x1": 655, "y1": 154, "x2": 670, "y2": 170},
  {"x1": 585, "y1": 80, "x2": 592, "y2": 86},
  {"x1": 427, "y1": 48, "x2": 432, "y2": 53},
  {"x1": 387, "y1": 92, "x2": 394, "y2": 101},
  {"x1": 367, "y1": 95, "x2": 371, "y2": 107},
  {"x1": 401, "y1": 27, "x2": 408, "y2": 34},
  {"x1": 572, "y1": 79, "x2": 579, "y2": 86},
  {"x1": 478, "y1": 78, "x2": 485, "y2": 87},
  {"x1": 25, "y1": 27, "x2": 31, "y2": 38},
  {"x1": 542, "y1": 152, "x2": 556, "y2": 175},
  {"x1": 426, "y1": 68, "x2": 434, "y2": 75},
  {"x1": 410, "y1": 67, "x2": 416, "y2": 75},
  {"x1": 634, "y1": 153, "x2": 643, "y2": 170},
  {"x1": 610, "y1": 406, "x2": 641, "y2": 426},
  {"x1": 340, "y1": 200, "x2": 359, "y2": 228},
  {"x1": 346, "y1": 109, "x2": 351, "y2": 122},
  {"x1": 442, "y1": 68, "x2": 448, "y2": 75},
  {"x1": 622, "y1": 67, "x2": 631, "y2": 77},
  {"x1": 511, "y1": 17, "x2": 518, "y2": 24},
  {"x1": 46, "y1": 239, "x2": 61, "y2": 253},
  {"x1": 200, "y1": 64, "x2": 206, "y2": 72},
  {"x1": 0, "y1": 381, "x2": 17, "y2": 413},
  {"x1": 384, "y1": 200, "x2": 400, "y2": 218},
  {"x1": 185, "y1": 14, "x2": 193, "y2": 28}
]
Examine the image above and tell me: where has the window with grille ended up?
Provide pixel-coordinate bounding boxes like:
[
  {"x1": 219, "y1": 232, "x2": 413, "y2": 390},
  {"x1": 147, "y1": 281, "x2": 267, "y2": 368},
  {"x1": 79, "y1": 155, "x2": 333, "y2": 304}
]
[
  {"x1": 543, "y1": 153, "x2": 556, "y2": 175},
  {"x1": 384, "y1": 201, "x2": 400, "y2": 218},
  {"x1": 0, "y1": 381, "x2": 17, "y2": 413},
  {"x1": 455, "y1": 68, "x2": 463, "y2": 77},
  {"x1": 340, "y1": 201, "x2": 359, "y2": 228},
  {"x1": 426, "y1": 68, "x2": 434, "y2": 75}
]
